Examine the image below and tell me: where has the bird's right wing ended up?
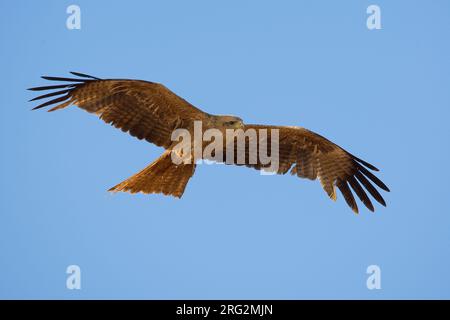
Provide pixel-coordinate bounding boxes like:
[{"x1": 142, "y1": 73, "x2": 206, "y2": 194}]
[
  {"x1": 29, "y1": 72, "x2": 208, "y2": 149},
  {"x1": 228, "y1": 124, "x2": 390, "y2": 213}
]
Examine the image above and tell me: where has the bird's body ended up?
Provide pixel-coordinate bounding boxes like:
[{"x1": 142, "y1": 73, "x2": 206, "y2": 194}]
[{"x1": 29, "y1": 72, "x2": 389, "y2": 213}]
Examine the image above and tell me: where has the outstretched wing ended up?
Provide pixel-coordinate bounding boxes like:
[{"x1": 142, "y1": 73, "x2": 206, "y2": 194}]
[
  {"x1": 229, "y1": 124, "x2": 390, "y2": 213},
  {"x1": 28, "y1": 72, "x2": 208, "y2": 148}
]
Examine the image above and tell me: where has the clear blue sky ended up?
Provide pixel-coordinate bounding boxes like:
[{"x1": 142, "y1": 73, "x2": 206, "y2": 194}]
[{"x1": 1, "y1": 0, "x2": 449, "y2": 299}]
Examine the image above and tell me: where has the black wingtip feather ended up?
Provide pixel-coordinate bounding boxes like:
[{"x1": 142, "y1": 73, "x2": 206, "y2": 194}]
[
  {"x1": 348, "y1": 176, "x2": 375, "y2": 212},
  {"x1": 357, "y1": 165, "x2": 390, "y2": 192},
  {"x1": 28, "y1": 84, "x2": 75, "y2": 91},
  {"x1": 337, "y1": 180, "x2": 359, "y2": 214},
  {"x1": 32, "y1": 94, "x2": 70, "y2": 110},
  {"x1": 29, "y1": 89, "x2": 71, "y2": 102},
  {"x1": 41, "y1": 76, "x2": 87, "y2": 82},
  {"x1": 355, "y1": 172, "x2": 387, "y2": 207},
  {"x1": 69, "y1": 71, "x2": 101, "y2": 80},
  {"x1": 348, "y1": 152, "x2": 379, "y2": 171}
]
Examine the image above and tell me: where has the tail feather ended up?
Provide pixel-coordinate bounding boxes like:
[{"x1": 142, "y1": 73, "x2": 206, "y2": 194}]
[{"x1": 108, "y1": 151, "x2": 196, "y2": 198}]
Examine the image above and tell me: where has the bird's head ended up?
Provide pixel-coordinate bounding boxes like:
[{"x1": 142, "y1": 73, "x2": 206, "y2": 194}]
[{"x1": 214, "y1": 115, "x2": 244, "y2": 129}]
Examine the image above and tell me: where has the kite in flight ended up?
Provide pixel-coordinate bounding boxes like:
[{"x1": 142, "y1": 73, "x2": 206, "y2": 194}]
[{"x1": 28, "y1": 72, "x2": 389, "y2": 213}]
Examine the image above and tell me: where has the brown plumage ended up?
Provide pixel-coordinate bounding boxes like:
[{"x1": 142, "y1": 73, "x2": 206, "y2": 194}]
[{"x1": 29, "y1": 72, "x2": 390, "y2": 213}]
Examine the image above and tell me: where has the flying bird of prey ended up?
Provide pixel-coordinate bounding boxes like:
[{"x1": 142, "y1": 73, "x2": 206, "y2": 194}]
[{"x1": 29, "y1": 72, "x2": 389, "y2": 213}]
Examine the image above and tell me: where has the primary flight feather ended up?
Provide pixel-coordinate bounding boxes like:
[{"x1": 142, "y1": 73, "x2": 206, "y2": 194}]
[{"x1": 28, "y1": 72, "x2": 390, "y2": 213}]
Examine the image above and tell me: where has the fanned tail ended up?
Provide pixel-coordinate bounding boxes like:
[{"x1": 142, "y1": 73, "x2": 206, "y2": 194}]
[{"x1": 108, "y1": 151, "x2": 196, "y2": 198}]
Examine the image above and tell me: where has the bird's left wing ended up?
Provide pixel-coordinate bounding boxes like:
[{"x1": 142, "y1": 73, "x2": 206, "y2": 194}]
[
  {"x1": 28, "y1": 72, "x2": 208, "y2": 149},
  {"x1": 227, "y1": 124, "x2": 390, "y2": 213}
]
